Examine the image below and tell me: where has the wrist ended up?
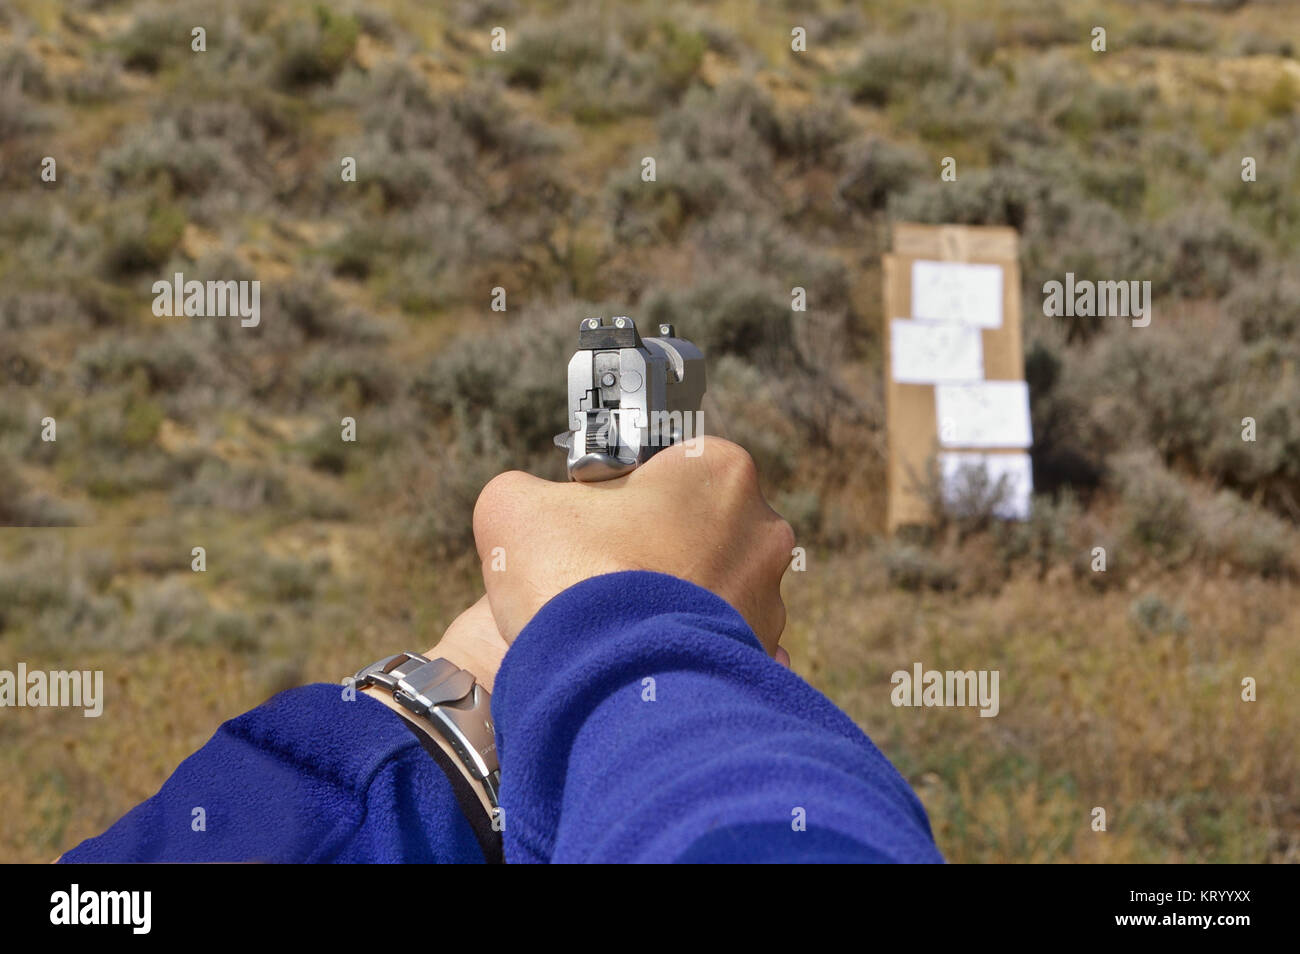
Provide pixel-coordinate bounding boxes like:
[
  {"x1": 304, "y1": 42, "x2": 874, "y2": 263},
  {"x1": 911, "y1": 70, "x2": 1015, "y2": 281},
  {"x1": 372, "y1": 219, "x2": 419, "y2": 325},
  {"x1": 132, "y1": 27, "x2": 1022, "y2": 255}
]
[
  {"x1": 423, "y1": 595, "x2": 509, "y2": 692},
  {"x1": 426, "y1": 637, "x2": 503, "y2": 694},
  {"x1": 350, "y1": 597, "x2": 508, "y2": 825},
  {"x1": 358, "y1": 656, "x2": 499, "y2": 821}
]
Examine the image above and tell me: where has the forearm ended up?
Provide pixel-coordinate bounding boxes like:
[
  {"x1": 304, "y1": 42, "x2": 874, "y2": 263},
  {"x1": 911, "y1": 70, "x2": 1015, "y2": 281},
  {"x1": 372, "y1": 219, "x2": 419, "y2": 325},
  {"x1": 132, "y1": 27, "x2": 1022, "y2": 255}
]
[
  {"x1": 492, "y1": 571, "x2": 944, "y2": 863},
  {"x1": 59, "y1": 682, "x2": 488, "y2": 863}
]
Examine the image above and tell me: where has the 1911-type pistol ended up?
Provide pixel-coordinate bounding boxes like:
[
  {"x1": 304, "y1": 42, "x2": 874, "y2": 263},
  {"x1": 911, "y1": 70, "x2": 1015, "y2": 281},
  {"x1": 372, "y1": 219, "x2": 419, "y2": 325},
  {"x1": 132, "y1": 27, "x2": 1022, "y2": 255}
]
[{"x1": 555, "y1": 316, "x2": 706, "y2": 482}]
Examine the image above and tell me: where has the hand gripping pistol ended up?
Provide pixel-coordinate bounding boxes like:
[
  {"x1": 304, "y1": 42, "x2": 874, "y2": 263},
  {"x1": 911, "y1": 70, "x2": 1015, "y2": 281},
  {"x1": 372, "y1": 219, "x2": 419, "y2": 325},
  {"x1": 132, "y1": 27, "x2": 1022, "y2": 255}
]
[{"x1": 554, "y1": 316, "x2": 706, "y2": 482}]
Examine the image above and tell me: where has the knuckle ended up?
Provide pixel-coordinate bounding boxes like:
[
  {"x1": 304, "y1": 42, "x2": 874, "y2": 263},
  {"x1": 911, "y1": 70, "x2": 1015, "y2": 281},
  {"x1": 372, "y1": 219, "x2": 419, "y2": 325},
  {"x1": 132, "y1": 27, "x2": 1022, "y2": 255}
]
[
  {"x1": 772, "y1": 517, "x2": 797, "y2": 560},
  {"x1": 708, "y1": 438, "x2": 759, "y2": 485},
  {"x1": 472, "y1": 471, "x2": 530, "y2": 537}
]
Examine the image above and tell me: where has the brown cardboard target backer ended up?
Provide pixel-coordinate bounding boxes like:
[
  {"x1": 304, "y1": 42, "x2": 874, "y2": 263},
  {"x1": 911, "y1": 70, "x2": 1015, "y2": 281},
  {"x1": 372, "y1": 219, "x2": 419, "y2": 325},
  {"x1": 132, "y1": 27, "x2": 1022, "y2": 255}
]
[{"x1": 884, "y1": 223, "x2": 1026, "y2": 533}]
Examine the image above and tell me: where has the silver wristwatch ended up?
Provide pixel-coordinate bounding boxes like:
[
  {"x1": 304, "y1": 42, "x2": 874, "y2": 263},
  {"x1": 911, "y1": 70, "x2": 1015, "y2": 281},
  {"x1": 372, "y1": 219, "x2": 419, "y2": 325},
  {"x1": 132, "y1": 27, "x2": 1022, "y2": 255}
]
[{"x1": 350, "y1": 652, "x2": 501, "y2": 817}]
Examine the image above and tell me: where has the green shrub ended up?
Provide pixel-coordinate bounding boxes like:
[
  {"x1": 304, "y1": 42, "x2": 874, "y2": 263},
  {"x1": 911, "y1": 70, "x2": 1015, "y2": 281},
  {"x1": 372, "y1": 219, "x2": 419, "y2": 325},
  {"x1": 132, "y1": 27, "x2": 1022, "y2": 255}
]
[
  {"x1": 500, "y1": 13, "x2": 703, "y2": 121},
  {"x1": 888, "y1": 165, "x2": 1043, "y2": 231},
  {"x1": 905, "y1": 63, "x2": 1007, "y2": 144},
  {"x1": 274, "y1": 5, "x2": 358, "y2": 89},
  {"x1": 412, "y1": 306, "x2": 572, "y2": 455},
  {"x1": 607, "y1": 145, "x2": 740, "y2": 244},
  {"x1": 1223, "y1": 266, "x2": 1300, "y2": 342},
  {"x1": 192, "y1": 610, "x2": 261, "y2": 652},
  {"x1": 1129, "y1": 593, "x2": 1189, "y2": 637},
  {"x1": 115, "y1": 6, "x2": 188, "y2": 74},
  {"x1": 62, "y1": 56, "x2": 127, "y2": 104},
  {"x1": 660, "y1": 80, "x2": 788, "y2": 169},
  {"x1": 296, "y1": 347, "x2": 394, "y2": 406},
  {"x1": 0, "y1": 458, "x2": 80, "y2": 526},
  {"x1": 842, "y1": 18, "x2": 958, "y2": 107},
  {"x1": 398, "y1": 434, "x2": 516, "y2": 560},
  {"x1": 300, "y1": 424, "x2": 349, "y2": 475},
  {"x1": 998, "y1": 1, "x2": 1084, "y2": 48},
  {"x1": 99, "y1": 200, "x2": 186, "y2": 277},
  {"x1": 994, "y1": 490, "x2": 1079, "y2": 578},
  {"x1": 1221, "y1": 116, "x2": 1300, "y2": 243},
  {"x1": 76, "y1": 333, "x2": 208, "y2": 393},
  {"x1": 777, "y1": 98, "x2": 852, "y2": 166},
  {"x1": 271, "y1": 274, "x2": 362, "y2": 342},
  {"x1": 1233, "y1": 32, "x2": 1294, "y2": 58},
  {"x1": 459, "y1": 0, "x2": 519, "y2": 28},
  {"x1": 0, "y1": 42, "x2": 51, "y2": 97},
  {"x1": 1111, "y1": 451, "x2": 1198, "y2": 566},
  {"x1": 0, "y1": 78, "x2": 49, "y2": 140},
  {"x1": 101, "y1": 101, "x2": 270, "y2": 200},
  {"x1": 836, "y1": 136, "x2": 928, "y2": 213},
  {"x1": 707, "y1": 356, "x2": 800, "y2": 486},
  {"x1": 170, "y1": 458, "x2": 292, "y2": 514},
  {"x1": 880, "y1": 541, "x2": 959, "y2": 592},
  {"x1": 1153, "y1": 202, "x2": 1264, "y2": 298},
  {"x1": 255, "y1": 555, "x2": 326, "y2": 603},
  {"x1": 656, "y1": 278, "x2": 795, "y2": 367},
  {"x1": 1197, "y1": 490, "x2": 1294, "y2": 578},
  {"x1": 1123, "y1": 18, "x2": 1216, "y2": 53}
]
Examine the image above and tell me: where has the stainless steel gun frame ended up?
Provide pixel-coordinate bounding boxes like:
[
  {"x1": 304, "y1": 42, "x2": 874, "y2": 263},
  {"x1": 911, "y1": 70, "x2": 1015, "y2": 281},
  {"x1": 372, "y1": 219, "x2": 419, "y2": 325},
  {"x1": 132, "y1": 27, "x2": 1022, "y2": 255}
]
[{"x1": 554, "y1": 316, "x2": 706, "y2": 482}]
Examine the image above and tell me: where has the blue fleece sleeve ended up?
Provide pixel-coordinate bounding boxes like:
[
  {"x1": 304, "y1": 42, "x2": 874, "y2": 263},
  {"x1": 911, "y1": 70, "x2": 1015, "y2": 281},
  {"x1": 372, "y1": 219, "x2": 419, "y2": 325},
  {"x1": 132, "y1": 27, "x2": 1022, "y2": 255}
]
[
  {"x1": 59, "y1": 683, "x2": 485, "y2": 863},
  {"x1": 493, "y1": 570, "x2": 943, "y2": 863}
]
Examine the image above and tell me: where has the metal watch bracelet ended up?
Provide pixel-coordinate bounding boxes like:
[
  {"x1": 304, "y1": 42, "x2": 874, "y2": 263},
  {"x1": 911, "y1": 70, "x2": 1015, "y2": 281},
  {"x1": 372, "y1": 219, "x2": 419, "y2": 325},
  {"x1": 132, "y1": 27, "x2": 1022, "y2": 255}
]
[{"x1": 349, "y1": 652, "x2": 501, "y2": 816}]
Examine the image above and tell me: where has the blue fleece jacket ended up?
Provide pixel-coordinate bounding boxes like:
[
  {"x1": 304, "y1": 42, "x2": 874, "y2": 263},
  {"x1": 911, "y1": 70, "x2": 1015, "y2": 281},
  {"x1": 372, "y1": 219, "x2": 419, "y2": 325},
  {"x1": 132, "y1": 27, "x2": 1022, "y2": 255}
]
[{"x1": 61, "y1": 572, "x2": 942, "y2": 863}]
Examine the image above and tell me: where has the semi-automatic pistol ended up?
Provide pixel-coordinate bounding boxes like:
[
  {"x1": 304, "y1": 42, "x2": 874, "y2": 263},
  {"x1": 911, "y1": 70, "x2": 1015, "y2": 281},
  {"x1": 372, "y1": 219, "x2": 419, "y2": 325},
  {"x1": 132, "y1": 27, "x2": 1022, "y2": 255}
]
[{"x1": 554, "y1": 316, "x2": 706, "y2": 482}]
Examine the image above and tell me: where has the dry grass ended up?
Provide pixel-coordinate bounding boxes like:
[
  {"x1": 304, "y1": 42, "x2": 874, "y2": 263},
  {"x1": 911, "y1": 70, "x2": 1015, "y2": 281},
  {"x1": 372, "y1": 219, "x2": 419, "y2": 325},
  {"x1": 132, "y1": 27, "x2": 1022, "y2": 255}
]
[{"x1": 785, "y1": 552, "x2": 1300, "y2": 862}]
